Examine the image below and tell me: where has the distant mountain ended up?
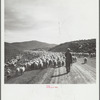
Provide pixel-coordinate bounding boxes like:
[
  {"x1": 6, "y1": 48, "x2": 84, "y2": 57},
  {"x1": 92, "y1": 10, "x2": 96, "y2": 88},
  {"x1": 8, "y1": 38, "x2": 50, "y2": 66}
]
[
  {"x1": 49, "y1": 39, "x2": 96, "y2": 53},
  {"x1": 11, "y1": 40, "x2": 56, "y2": 51},
  {"x1": 5, "y1": 40, "x2": 56, "y2": 62}
]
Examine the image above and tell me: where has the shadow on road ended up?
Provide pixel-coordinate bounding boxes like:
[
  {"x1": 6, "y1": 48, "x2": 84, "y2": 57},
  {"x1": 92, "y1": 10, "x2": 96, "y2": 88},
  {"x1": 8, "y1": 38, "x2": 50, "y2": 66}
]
[
  {"x1": 51, "y1": 72, "x2": 68, "y2": 78},
  {"x1": 81, "y1": 62, "x2": 86, "y2": 64}
]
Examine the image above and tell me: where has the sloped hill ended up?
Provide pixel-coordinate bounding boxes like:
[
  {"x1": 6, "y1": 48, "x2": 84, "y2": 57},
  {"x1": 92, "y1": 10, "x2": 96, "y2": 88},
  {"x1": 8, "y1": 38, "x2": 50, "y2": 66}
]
[
  {"x1": 49, "y1": 39, "x2": 96, "y2": 53},
  {"x1": 12, "y1": 40, "x2": 56, "y2": 50},
  {"x1": 5, "y1": 40, "x2": 56, "y2": 62},
  {"x1": 5, "y1": 43, "x2": 22, "y2": 62}
]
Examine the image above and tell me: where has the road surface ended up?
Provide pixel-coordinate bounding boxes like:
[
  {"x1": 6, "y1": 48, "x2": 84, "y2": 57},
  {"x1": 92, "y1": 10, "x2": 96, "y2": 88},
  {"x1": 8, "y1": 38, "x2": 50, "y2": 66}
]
[{"x1": 6, "y1": 57, "x2": 96, "y2": 84}]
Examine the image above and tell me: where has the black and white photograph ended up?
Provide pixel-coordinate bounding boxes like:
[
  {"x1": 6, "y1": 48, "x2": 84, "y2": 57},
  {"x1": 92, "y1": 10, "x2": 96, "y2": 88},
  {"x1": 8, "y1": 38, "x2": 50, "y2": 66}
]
[
  {"x1": 1, "y1": 0, "x2": 99, "y2": 100},
  {"x1": 4, "y1": 0, "x2": 98, "y2": 84}
]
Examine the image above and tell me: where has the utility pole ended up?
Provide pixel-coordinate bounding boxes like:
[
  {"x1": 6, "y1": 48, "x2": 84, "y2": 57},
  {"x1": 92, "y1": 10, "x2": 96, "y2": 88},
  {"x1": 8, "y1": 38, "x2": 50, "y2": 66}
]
[{"x1": 58, "y1": 21, "x2": 61, "y2": 35}]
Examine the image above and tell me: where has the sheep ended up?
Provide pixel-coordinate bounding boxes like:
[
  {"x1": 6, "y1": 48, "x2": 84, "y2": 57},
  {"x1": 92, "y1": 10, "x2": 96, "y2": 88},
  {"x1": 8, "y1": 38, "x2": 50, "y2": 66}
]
[
  {"x1": 16, "y1": 66, "x2": 25, "y2": 75},
  {"x1": 53, "y1": 59, "x2": 57, "y2": 67},
  {"x1": 5, "y1": 64, "x2": 9, "y2": 68},
  {"x1": 30, "y1": 61, "x2": 35, "y2": 70},
  {"x1": 36, "y1": 59, "x2": 43, "y2": 69},
  {"x1": 83, "y1": 53, "x2": 89, "y2": 57},
  {"x1": 39, "y1": 60, "x2": 43, "y2": 69},
  {"x1": 83, "y1": 57, "x2": 88, "y2": 63},
  {"x1": 5, "y1": 68, "x2": 12, "y2": 79},
  {"x1": 74, "y1": 56, "x2": 77, "y2": 62},
  {"x1": 49, "y1": 59, "x2": 53, "y2": 67},
  {"x1": 16, "y1": 67, "x2": 21, "y2": 75},
  {"x1": 46, "y1": 59, "x2": 49, "y2": 68},
  {"x1": 33, "y1": 61, "x2": 39, "y2": 69},
  {"x1": 25, "y1": 62, "x2": 32, "y2": 70},
  {"x1": 41, "y1": 58, "x2": 46, "y2": 68},
  {"x1": 61, "y1": 59, "x2": 65, "y2": 66},
  {"x1": 57, "y1": 60, "x2": 62, "y2": 67},
  {"x1": 20, "y1": 67, "x2": 25, "y2": 75},
  {"x1": 24, "y1": 63, "x2": 29, "y2": 70},
  {"x1": 90, "y1": 53, "x2": 96, "y2": 57},
  {"x1": 72, "y1": 56, "x2": 77, "y2": 63}
]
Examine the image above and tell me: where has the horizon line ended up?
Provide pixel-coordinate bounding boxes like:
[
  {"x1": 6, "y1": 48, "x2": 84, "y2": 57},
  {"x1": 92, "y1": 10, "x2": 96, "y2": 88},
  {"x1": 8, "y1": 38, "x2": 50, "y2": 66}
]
[{"x1": 4, "y1": 38, "x2": 96, "y2": 45}]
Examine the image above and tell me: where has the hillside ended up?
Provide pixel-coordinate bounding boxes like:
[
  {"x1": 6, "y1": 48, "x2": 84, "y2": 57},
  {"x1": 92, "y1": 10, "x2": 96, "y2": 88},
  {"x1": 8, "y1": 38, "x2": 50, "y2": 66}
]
[
  {"x1": 49, "y1": 39, "x2": 96, "y2": 53},
  {"x1": 5, "y1": 39, "x2": 96, "y2": 63},
  {"x1": 5, "y1": 43, "x2": 22, "y2": 62},
  {"x1": 5, "y1": 41, "x2": 56, "y2": 62},
  {"x1": 11, "y1": 40, "x2": 56, "y2": 51}
]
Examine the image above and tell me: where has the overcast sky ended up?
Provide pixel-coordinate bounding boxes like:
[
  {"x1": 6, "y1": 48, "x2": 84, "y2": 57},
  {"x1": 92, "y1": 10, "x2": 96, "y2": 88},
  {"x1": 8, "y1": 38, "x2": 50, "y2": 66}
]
[{"x1": 5, "y1": 0, "x2": 99, "y2": 44}]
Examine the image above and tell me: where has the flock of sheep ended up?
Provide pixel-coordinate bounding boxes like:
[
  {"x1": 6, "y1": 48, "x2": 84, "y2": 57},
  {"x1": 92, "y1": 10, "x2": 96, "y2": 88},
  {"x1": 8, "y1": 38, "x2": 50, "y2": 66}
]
[
  {"x1": 71, "y1": 52, "x2": 96, "y2": 58},
  {"x1": 5, "y1": 52, "x2": 66, "y2": 80},
  {"x1": 4, "y1": 51, "x2": 95, "y2": 81}
]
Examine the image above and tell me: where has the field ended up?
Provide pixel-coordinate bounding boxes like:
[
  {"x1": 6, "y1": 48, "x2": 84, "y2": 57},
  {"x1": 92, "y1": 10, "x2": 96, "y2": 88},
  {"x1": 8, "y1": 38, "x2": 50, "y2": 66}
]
[
  {"x1": 5, "y1": 51, "x2": 96, "y2": 84},
  {"x1": 5, "y1": 39, "x2": 96, "y2": 84}
]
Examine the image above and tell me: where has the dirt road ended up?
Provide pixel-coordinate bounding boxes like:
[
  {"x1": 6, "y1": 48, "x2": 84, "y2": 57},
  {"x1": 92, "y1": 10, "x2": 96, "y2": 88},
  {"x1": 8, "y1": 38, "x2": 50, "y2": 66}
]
[{"x1": 6, "y1": 57, "x2": 96, "y2": 84}]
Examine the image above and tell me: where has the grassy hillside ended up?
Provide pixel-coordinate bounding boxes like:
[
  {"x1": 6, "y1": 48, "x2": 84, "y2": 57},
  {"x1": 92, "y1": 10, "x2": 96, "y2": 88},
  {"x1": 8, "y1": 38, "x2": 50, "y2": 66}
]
[
  {"x1": 49, "y1": 39, "x2": 96, "y2": 53},
  {"x1": 12, "y1": 40, "x2": 56, "y2": 50},
  {"x1": 5, "y1": 43, "x2": 22, "y2": 62},
  {"x1": 5, "y1": 41, "x2": 56, "y2": 62},
  {"x1": 5, "y1": 39, "x2": 96, "y2": 63}
]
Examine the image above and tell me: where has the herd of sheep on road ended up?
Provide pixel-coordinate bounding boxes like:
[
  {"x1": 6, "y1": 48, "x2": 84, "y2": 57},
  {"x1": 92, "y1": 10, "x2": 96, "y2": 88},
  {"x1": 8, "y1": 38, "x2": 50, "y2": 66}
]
[{"x1": 4, "y1": 51, "x2": 96, "y2": 81}]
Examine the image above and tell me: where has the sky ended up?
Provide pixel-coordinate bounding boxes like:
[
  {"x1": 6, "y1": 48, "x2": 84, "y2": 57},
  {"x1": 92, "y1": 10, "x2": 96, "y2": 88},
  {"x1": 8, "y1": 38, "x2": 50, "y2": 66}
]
[{"x1": 5, "y1": 0, "x2": 99, "y2": 44}]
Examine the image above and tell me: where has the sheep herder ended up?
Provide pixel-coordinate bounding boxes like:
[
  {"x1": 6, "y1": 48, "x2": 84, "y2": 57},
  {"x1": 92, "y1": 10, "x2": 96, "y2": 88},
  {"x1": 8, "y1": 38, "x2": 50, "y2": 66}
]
[{"x1": 65, "y1": 48, "x2": 72, "y2": 74}]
